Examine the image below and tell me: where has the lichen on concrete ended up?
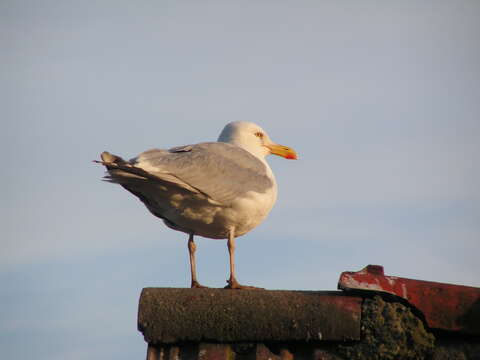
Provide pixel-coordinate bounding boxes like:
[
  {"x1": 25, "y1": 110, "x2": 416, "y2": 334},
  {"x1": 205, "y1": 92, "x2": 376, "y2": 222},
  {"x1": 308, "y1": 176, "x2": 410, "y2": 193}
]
[
  {"x1": 338, "y1": 296, "x2": 435, "y2": 360},
  {"x1": 138, "y1": 288, "x2": 361, "y2": 344}
]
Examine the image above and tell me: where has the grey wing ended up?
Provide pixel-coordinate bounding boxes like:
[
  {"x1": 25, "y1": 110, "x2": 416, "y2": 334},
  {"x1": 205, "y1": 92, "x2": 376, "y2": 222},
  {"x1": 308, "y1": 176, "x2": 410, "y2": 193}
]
[{"x1": 132, "y1": 142, "x2": 274, "y2": 205}]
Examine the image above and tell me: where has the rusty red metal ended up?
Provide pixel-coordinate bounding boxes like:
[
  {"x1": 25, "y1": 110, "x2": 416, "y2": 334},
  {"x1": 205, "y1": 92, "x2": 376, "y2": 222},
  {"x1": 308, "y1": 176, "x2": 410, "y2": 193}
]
[{"x1": 338, "y1": 265, "x2": 480, "y2": 335}]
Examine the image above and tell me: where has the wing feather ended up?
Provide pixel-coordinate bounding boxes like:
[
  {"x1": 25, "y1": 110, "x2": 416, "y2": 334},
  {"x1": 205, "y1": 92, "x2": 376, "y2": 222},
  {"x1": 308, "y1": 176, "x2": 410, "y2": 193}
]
[{"x1": 132, "y1": 142, "x2": 274, "y2": 205}]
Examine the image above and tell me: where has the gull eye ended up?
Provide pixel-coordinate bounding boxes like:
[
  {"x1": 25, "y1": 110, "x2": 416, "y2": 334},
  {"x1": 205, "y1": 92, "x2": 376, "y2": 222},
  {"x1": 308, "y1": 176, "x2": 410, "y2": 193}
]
[{"x1": 254, "y1": 131, "x2": 264, "y2": 139}]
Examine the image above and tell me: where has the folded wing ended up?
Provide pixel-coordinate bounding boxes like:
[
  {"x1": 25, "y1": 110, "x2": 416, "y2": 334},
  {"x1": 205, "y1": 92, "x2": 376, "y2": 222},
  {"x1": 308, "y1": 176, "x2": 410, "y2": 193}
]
[{"x1": 101, "y1": 142, "x2": 274, "y2": 207}]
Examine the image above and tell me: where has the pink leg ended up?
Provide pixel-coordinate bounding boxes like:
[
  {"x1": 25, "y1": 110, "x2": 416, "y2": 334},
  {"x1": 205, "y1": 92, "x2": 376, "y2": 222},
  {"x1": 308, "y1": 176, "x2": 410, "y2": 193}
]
[
  {"x1": 188, "y1": 234, "x2": 206, "y2": 288},
  {"x1": 225, "y1": 229, "x2": 263, "y2": 290}
]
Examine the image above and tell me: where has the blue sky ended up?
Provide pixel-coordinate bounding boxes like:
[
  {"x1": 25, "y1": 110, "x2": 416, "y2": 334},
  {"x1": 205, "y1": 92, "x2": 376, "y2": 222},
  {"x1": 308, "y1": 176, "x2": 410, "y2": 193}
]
[{"x1": 2, "y1": 1, "x2": 479, "y2": 359}]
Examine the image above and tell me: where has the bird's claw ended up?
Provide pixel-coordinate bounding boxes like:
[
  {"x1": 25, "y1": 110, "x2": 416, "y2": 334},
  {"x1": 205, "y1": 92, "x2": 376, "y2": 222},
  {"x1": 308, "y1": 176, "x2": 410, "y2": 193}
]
[
  {"x1": 224, "y1": 279, "x2": 264, "y2": 290},
  {"x1": 191, "y1": 280, "x2": 208, "y2": 289}
]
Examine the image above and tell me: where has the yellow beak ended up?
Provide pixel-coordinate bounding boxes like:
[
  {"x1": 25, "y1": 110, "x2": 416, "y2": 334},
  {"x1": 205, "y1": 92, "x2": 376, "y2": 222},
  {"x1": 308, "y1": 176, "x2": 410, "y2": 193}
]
[{"x1": 265, "y1": 144, "x2": 298, "y2": 160}]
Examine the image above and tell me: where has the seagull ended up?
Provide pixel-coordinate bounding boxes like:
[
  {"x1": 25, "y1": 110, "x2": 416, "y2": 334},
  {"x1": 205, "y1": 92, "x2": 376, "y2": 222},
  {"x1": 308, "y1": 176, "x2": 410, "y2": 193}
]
[{"x1": 96, "y1": 121, "x2": 297, "y2": 289}]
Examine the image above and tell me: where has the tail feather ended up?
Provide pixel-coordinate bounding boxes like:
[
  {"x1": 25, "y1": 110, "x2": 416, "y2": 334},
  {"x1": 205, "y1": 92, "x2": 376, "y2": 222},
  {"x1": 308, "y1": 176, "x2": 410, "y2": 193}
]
[
  {"x1": 96, "y1": 151, "x2": 164, "y2": 184},
  {"x1": 95, "y1": 151, "x2": 201, "y2": 195},
  {"x1": 100, "y1": 151, "x2": 127, "y2": 166},
  {"x1": 96, "y1": 151, "x2": 174, "y2": 211}
]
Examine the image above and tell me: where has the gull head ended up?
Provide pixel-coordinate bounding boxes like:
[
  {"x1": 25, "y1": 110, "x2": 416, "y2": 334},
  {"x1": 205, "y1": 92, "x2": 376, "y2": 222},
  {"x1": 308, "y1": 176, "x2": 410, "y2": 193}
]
[{"x1": 218, "y1": 121, "x2": 297, "y2": 160}]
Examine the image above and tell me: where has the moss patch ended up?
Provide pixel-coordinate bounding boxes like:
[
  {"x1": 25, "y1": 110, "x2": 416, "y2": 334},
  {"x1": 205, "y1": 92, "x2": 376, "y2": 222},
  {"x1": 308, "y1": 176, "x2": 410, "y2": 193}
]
[{"x1": 338, "y1": 296, "x2": 435, "y2": 360}]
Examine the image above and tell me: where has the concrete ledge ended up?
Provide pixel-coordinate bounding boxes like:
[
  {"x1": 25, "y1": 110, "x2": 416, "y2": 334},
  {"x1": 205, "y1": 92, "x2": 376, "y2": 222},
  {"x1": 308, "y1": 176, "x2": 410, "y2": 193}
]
[
  {"x1": 138, "y1": 288, "x2": 362, "y2": 344},
  {"x1": 138, "y1": 289, "x2": 480, "y2": 359},
  {"x1": 137, "y1": 267, "x2": 480, "y2": 360}
]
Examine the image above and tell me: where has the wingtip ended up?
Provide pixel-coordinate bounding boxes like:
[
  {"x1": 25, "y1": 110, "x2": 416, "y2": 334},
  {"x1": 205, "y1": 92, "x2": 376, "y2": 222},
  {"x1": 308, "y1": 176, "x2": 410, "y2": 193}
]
[
  {"x1": 101, "y1": 151, "x2": 115, "y2": 162},
  {"x1": 99, "y1": 151, "x2": 128, "y2": 165}
]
